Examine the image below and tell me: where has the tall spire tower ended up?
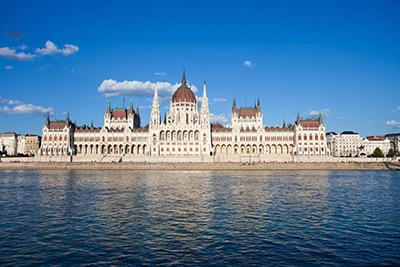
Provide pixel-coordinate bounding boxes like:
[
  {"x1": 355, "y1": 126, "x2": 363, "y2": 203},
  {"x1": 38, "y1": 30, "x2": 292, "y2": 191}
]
[
  {"x1": 150, "y1": 82, "x2": 161, "y2": 127},
  {"x1": 200, "y1": 81, "x2": 210, "y2": 126}
]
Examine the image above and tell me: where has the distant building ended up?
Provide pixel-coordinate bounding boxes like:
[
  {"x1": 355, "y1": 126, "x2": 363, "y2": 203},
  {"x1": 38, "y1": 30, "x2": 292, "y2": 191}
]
[
  {"x1": 363, "y1": 135, "x2": 391, "y2": 156},
  {"x1": 384, "y1": 133, "x2": 400, "y2": 153},
  {"x1": 326, "y1": 131, "x2": 362, "y2": 157},
  {"x1": 0, "y1": 132, "x2": 17, "y2": 156},
  {"x1": 25, "y1": 134, "x2": 41, "y2": 156},
  {"x1": 17, "y1": 135, "x2": 26, "y2": 155},
  {"x1": 0, "y1": 132, "x2": 41, "y2": 156}
]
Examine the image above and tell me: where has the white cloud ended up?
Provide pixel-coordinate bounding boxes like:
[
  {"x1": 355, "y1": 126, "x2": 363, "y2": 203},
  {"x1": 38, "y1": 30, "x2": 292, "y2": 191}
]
[
  {"x1": 244, "y1": 60, "x2": 255, "y2": 68},
  {"x1": 386, "y1": 120, "x2": 400, "y2": 128},
  {"x1": 309, "y1": 108, "x2": 330, "y2": 117},
  {"x1": 0, "y1": 46, "x2": 36, "y2": 60},
  {"x1": 0, "y1": 96, "x2": 6, "y2": 104},
  {"x1": 210, "y1": 113, "x2": 229, "y2": 124},
  {"x1": 35, "y1": 40, "x2": 79, "y2": 56},
  {"x1": 212, "y1": 97, "x2": 227, "y2": 103},
  {"x1": 154, "y1": 72, "x2": 166, "y2": 76},
  {"x1": 97, "y1": 79, "x2": 198, "y2": 98},
  {"x1": 338, "y1": 117, "x2": 343, "y2": 120},
  {"x1": 18, "y1": 45, "x2": 28, "y2": 50},
  {"x1": 398, "y1": 106, "x2": 400, "y2": 110},
  {"x1": 4, "y1": 65, "x2": 13, "y2": 70},
  {"x1": 0, "y1": 104, "x2": 54, "y2": 115},
  {"x1": 8, "y1": 99, "x2": 23, "y2": 105}
]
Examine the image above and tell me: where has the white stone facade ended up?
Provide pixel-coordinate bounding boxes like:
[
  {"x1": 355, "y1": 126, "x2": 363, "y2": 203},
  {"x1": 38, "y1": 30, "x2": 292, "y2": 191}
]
[
  {"x1": 37, "y1": 70, "x2": 331, "y2": 163},
  {"x1": 326, "y1": 131, "x2": 363, "y2": 157},
  {"x1": 293, "y1": 113, "x2": 329, "y2": 157},
  {"x1": 39, "y1": 113, "x2": 74, "y2": 156},
  {"x1": 362, "y1": 136, "x2": 391, "y2": 156},
  {"x1": 0, "y1": 132, "x2": 17, "y2": 156}
]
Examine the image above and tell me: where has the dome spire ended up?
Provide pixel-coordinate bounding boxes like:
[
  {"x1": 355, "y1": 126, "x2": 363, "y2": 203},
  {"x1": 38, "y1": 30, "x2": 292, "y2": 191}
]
[{"x1": 182, "y1": 69, "x2": 187, "y2": 85}]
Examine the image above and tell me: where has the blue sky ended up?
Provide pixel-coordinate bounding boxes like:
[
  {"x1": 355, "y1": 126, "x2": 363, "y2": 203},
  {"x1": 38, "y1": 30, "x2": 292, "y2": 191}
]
[{"x1": 1, "y1": 0, "x2": 399, "y2": 137}]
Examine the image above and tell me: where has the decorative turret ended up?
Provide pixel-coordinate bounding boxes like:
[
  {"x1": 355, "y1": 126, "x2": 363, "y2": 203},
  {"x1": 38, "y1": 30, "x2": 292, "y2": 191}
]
[
  {"x1": 128, "y1": 97, "x2": 134, "y2": 116},
  {"x1": 150, "y1": 83, "x2": 161, "y2": 126},
  {"x1": 318, "y1": 110, "x2": 323, "y2": 125},
  {"x1": 66, "y1": 111, "x2": 70, "y2": 126},
  {"x1": 45, "y1": 112, "x2": 50, "y2": 127},
  {"x1": 200, "y1": 81, "x2": 210, "y2": 126},
  {"x1": 296, "y1": 111, "x2": 301, "y2": 124},
  {"x1": 106, "y1": 99, "x2": 111, "y2": 114},
  {"x1": 232, "y1": 96, "x2": 237, "y2": 112},
  {"x1": 257, "y1": 96, "x2": 261, "y2": 113}
]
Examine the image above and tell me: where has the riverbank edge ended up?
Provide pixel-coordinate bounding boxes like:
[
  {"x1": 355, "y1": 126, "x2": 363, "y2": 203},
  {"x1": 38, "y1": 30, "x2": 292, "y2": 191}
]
[{"x1": 0, "y1": 162, "x2": 394, "y2": 171}]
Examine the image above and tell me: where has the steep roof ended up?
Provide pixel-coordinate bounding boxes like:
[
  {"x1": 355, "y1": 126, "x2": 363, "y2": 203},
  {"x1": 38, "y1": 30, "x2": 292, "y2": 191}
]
[{"x1": 237, "y1": 107, "x2": 258, "y2": 118}]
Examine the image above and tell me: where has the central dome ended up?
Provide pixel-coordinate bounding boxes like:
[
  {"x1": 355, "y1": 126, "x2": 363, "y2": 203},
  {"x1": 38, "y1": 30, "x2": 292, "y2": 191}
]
[{"x1": 171, "y1": 70, "x2": 196, "y2": 103}]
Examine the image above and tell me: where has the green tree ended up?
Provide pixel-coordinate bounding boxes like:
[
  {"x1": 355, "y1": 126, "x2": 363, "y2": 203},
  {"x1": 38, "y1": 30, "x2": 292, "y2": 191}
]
[
  {"x1": 387, "y1": 148, "x2": 395, "y2": 158},
  {"x1": 373, "y1": 147, "x2": 384, "y2": 157}
]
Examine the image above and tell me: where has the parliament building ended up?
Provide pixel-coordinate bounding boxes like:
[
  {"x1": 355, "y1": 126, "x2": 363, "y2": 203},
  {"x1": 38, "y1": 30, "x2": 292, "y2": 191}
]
[{"x1": 38, "y1": 71, "x2": 329, "y2": 163}]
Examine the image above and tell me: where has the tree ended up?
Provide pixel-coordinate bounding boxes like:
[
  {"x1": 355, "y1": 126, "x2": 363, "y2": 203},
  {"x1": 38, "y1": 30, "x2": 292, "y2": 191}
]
[
  {"x1": 387, "y1": 148, "x2": 395, "y2": 158},
  {"x1": 373, "y1": 147, "x2": 384, "y2": 157}
]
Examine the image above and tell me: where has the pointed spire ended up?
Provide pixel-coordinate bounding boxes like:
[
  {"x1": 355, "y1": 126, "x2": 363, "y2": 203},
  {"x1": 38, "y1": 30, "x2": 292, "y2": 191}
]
[
  {"x1": 136, "y1": 105, "x2": 139, "y2": 115},
  {"x1": 297, "y1": 111, "x2": 300, "y2": 120},
  {"x1": 90, "y1": 120, "x2": 94, "y2": 128},
  {"x1": 106, "y1": 98, "x2": 111, "y2": 114},
  {"x1": 283, "y1": 119, "x2": 286, "y2": 128},
  {"x1": 257, "y1": 95, "x2": 261, "y2": 112},
  {"x1": 130, "y1": 96, "x2": 133, "y2": 107},
  {"x1": 154, "y1": 82, "x2": 158, "y2": 98},
  {"x1": 203, "y1": 81, "x2": 207, "y2": 98},
  {"x1": 318, "y1": 110, "x2": 323, "y2": 124},
  {"x1": 182, "y1": 69, "x2": 187, "y2": 85},
  {"x1": 66, "y1": 111, "x2": 70, "y2": 121},
  {"x1": 45, "y1": 112, "x2": 50, "y2": 127},
  {"x1": 232, "y1": 96, "x2": 237, "y2": 112}
]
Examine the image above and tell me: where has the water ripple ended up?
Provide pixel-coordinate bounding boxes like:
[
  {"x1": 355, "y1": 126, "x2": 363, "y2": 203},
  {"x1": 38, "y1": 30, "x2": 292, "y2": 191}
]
[{"x1": 0, "y1": 170, "x2": 399, "y2": 266}]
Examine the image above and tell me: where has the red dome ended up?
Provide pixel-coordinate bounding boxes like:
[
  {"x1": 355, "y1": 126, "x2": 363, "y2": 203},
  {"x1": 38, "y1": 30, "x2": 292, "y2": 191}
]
[
  {"x1": 172, "y1": 84, "x2": 196, "y2": 103},
  {"x1": 171, "y1": 70, "x2": 196, "y2": 103}
]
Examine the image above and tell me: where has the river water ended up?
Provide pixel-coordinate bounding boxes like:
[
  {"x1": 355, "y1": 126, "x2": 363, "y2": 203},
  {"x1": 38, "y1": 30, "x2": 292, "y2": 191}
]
[{"x1": 0, "y1": 170, "x2": 399, "y2": 266}]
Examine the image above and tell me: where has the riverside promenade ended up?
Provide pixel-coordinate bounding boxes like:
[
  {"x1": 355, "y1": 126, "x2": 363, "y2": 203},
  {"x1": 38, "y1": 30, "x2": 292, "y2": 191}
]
[{"x1": 0, "y1": 161, "x2": 391, "y2": 171}]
